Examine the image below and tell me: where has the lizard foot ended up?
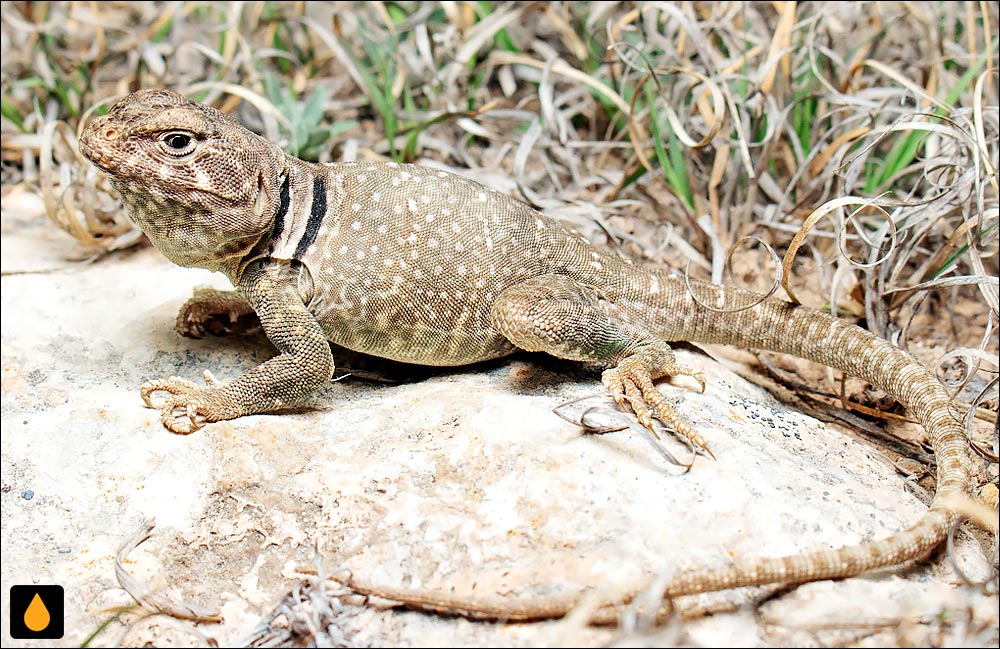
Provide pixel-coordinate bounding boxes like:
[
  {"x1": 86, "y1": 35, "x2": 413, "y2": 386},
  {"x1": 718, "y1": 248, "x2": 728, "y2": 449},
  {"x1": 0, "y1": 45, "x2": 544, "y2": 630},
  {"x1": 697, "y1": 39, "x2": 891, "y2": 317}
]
[
  {"x1": 140, "y1": 370, "x2": 224, "y2": 434},
  {"x1": 601, "y1": 358, "x2": 714, "y2": 459},
  {"x1": 175, "y1": 287, "x2": 260, "y2": 339}
]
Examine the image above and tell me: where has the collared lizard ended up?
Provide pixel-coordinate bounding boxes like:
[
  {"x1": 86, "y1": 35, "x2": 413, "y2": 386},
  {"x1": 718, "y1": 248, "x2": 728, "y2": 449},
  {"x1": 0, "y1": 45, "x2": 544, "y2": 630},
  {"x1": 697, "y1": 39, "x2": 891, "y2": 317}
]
[{"x1": 79, "y1": 88, "x2": 975, "y2": 623}]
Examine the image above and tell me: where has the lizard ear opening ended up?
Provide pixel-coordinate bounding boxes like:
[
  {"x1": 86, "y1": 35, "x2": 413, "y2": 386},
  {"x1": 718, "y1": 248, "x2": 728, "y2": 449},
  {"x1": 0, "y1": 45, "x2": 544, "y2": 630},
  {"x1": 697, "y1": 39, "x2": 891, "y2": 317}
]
[{"x1": 253, "y1": 172, "x2": 267, "y2": 217}]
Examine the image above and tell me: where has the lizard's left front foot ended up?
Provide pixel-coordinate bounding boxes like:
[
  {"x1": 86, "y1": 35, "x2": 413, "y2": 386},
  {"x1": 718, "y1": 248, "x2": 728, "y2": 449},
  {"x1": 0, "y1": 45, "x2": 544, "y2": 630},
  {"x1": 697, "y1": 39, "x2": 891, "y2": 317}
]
[
  {"x1": 602, "y1": 354, "x2": 714, "y2": 458},
  {"x1": 140, "y1": 371, "x2": 226, "y2": 434}
]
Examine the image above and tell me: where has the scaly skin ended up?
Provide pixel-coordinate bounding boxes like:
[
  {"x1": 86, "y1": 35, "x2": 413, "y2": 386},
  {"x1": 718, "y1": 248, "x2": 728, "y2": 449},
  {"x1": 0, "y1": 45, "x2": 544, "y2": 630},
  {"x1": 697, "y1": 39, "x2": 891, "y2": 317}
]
[{"x1": 79, "y1": 89, "x2": 974, "y2": 624}]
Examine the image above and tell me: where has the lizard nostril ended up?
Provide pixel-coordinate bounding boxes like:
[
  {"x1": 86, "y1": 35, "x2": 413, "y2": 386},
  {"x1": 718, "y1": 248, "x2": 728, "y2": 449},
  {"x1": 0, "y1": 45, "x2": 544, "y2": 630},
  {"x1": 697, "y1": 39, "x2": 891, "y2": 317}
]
[{"x1": 104, "y1": 128, "x2": 117, "y2": 140}]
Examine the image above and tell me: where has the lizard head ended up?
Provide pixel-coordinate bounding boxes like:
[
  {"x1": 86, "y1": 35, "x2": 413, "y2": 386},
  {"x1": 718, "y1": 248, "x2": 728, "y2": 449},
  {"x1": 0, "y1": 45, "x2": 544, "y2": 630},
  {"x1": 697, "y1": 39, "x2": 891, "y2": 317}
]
[{"x1": 80, "y1": 89, "x2": 287, "y2": 274}]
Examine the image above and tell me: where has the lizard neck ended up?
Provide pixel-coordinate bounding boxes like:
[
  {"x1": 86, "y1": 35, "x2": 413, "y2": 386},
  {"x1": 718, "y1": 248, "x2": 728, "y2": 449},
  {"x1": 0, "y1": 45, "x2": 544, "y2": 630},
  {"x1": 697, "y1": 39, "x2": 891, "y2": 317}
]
[{"x1": 250, "y1": 158, "x2": 337, "y2": 264}]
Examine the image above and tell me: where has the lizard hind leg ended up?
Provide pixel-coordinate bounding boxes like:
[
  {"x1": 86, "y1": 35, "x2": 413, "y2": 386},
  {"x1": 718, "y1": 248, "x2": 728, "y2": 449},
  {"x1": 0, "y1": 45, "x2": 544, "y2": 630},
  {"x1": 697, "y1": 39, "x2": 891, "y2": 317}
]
[{"x1": 490, "y1": 274, "x2": 712, "y2": 457}]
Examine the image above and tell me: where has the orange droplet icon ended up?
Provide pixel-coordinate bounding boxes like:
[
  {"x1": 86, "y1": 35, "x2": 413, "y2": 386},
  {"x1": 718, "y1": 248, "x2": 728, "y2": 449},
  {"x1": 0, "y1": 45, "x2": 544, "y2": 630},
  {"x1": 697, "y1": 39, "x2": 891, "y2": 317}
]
[{"x1": 24, "y1": 592, "x2": 51, "y2": 632}]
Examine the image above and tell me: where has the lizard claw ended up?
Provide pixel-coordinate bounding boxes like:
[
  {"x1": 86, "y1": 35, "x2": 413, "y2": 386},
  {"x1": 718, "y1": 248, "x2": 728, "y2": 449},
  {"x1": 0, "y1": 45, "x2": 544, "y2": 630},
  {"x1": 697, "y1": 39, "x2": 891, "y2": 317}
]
[
  {"x1": 140, "y1": 371, "x2": 223, "y2": 434},
  {"x1": 601, "y1": 359, "x2": 714, "y2": 458}
]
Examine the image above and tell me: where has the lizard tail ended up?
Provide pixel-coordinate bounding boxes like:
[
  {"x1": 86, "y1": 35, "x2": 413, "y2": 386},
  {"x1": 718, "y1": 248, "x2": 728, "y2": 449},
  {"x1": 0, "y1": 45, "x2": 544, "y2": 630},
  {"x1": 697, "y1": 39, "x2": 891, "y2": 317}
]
[{"x1": 653, "y1": 281, "x2": 973, "y2": 595}]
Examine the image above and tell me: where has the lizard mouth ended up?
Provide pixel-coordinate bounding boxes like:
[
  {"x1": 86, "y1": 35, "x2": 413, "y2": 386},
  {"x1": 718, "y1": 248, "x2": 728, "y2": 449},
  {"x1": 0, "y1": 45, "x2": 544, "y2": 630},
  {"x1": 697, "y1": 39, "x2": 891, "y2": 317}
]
[
  {"x1": 78, "y1": 130, "x2": 111, "y2": 171},
  {"x1": 78, "y1": 133, "x2": 96, "y2": 160},
  {"x1": 78, "y1": 114, "x2": 124, "y2": 172}
]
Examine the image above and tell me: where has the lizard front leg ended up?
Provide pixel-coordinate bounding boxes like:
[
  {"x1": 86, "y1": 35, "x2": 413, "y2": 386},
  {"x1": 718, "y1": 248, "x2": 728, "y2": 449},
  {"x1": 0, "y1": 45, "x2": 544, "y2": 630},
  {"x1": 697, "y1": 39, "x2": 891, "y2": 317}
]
[
  {"x1": 490, "y1": 274, "x2": 711, "y2": 455},
  {"x1": 142, "y1": 260, "x2": 333, "y2": 433}
]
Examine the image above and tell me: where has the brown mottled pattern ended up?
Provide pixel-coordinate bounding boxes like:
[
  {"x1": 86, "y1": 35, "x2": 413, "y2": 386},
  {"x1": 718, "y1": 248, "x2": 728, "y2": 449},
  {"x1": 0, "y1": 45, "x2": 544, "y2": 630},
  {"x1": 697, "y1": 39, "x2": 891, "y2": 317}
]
[{"x1": 80, "y1": 89, "x2": 973, "y2": 624}]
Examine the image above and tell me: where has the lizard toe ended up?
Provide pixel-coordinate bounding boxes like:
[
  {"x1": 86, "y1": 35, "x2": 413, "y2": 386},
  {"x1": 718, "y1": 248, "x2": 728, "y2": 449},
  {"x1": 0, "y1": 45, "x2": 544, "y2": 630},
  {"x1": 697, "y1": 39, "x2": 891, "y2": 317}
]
[
  {"x1": 670, "y1": 363, "x2": 706, "y2": 394},
  {"x1": 602, "y1": 366, "x2": 657, "y2": 434},
  {"x1": 156, "y1": 395, "x2": 209, "y2": 434},
  {"x1": 140, "y1": 376, "x2": 203, "y2": 408}
]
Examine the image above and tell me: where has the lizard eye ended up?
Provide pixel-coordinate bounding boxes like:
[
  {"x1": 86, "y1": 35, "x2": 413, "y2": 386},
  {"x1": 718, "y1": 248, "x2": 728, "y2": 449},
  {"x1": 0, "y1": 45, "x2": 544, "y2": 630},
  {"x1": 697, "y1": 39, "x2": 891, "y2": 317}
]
[{"x1": 160, "y1": 132, "x2": 195, "y2": 155}]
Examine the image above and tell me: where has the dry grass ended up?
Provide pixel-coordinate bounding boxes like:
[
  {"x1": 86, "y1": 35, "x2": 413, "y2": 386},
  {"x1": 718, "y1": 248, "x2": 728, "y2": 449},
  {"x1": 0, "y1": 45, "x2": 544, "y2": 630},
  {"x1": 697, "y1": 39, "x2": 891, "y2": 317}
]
[
  {"x1": 1, "y1": 1, "x2": 997, "y2": 645},
  {"x1": 2, "y1": 2, "x2": 995, "y2": 331}
]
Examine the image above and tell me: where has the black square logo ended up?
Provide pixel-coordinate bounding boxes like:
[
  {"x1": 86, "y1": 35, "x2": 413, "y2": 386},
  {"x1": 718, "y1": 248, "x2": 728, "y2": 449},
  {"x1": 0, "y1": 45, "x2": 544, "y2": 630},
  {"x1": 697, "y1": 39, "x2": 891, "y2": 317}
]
[{"x1": 9, "y1": 585, "x2": 64, "y2": 639}]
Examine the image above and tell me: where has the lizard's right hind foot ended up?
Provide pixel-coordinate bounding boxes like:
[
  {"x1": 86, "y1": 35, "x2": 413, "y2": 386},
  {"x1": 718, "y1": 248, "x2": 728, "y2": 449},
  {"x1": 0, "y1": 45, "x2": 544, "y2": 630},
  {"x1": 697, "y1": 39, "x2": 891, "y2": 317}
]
[{"x1": 601, "y1": 352, "x2": 714, "y2": 459}]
